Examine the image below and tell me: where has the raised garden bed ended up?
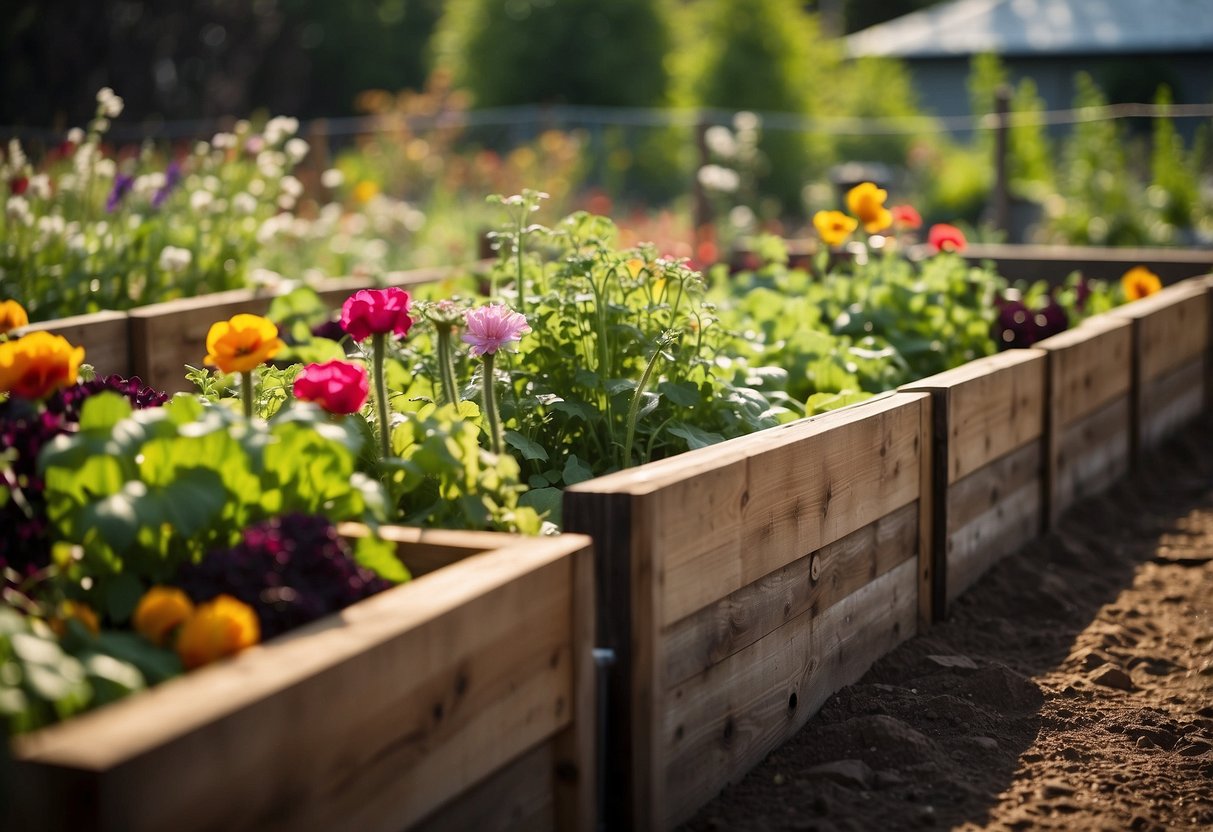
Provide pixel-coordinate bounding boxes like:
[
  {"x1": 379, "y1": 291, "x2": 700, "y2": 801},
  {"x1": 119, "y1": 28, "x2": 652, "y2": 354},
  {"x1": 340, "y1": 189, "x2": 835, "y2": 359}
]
[
  {"x1": 5, "y1": 527, "x2": 596, "y2": 832},
  {"x1": 564, "y1": 392, "x2": 932, "y2": 830}
]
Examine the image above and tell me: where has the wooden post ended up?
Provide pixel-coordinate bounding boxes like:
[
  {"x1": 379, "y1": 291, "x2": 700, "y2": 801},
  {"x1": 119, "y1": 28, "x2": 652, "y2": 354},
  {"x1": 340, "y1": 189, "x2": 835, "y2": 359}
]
[
  {"x1": 991, "y1": 85, "x2": 1012, "y2": 237},
  {"x1": 692, "y1": 117, "x2": 711, "y2": 242}
]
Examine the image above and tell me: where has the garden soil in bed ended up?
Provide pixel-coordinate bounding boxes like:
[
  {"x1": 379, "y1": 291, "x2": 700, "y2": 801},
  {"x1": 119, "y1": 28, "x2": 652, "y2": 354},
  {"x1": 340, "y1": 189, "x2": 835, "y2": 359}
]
[{"x1": 681, "y1": 421, "x2": 1213, "y2": 832}]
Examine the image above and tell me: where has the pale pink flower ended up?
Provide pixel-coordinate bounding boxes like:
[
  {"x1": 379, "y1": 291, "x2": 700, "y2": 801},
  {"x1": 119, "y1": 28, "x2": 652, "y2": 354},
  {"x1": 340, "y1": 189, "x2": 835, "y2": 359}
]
[{"x1": 462, "y1": 304, "x2": 530, "y2": 357}]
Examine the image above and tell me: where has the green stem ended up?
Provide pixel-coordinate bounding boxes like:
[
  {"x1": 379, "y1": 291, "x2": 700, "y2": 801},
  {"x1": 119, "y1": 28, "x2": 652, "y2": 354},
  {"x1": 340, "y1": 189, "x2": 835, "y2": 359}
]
[
  {"x1": 622, "y1": 334, "x2": 668, "y2": 469},
  {"x1": 240, "y1": 371, "x2": 254, "y2": 420},
  {"x1": 482, "y1": 352, "x2": 503, "y2": 455},
  {"x1": 372, "y1": 333, "x2": 391, "y2": 458},
  {"x1": 436, "y1": 326, "x2": 459, "y2": 406},
  {"x1": 515, "y1": 223, "x2": 527, "y2": 320}
]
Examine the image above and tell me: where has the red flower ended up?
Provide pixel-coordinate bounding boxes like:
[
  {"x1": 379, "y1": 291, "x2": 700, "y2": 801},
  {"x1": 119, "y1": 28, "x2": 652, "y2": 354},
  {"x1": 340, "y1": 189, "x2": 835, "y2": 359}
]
[
  {"x1": 928, "y1": 223, "x2": 967, "y2": 253},
  {"x1": 339, "y1": 287, "x2": 413, "y2": 342},
  {"x1": 293, "y1": 360, "x2": 369, "y2": 414},
  {"x1": 890, "y1": 204, "x2": 922, "y2": 230},
  {"x1": 9, "y1": 177, "x2": 28, "y2": 196}
]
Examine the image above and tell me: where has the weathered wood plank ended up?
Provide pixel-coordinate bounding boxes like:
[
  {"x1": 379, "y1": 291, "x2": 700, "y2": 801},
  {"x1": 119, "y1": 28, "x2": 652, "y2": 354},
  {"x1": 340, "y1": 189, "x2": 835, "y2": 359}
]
[
  {"x1": 916, "y1": 393, "x2": 935, "y2": 629},
  {"x1": 663, "y1": 501, "x2": 919, "y2": 688},
  {"x1": 23, "y1": 311, "x2": 132, "y2": 378},
  {"x1": 1139, "y1": 357, "x2": 1207, "y2": 451},
  {"x1": 1111, "y1": 280, "x2": 1209, "y2": 381},
  {"x1": 946, "y1": 469, "x2": 1041, "y2": 603},
  {"x1": 945, "y1": 440, "x2": 1041, "y2": 535},
  {"x1": 553, "y1": 545, "x2": 598, "y2": 832},
  {"x1": 661, "y1": 394, "x2": 925, "y2": 627},
  {"x1": 11, "y1": 535, "x2": 591, "y2": 832},
  {"x1": 903, "y1": 350, "x2": 1046, "y2": 484},
  {"x1": 343, "y1": 523, "x2": 521, "y2": 578},
  {"x1": 1051, "y1": 396, "x2": 1131, "y2": 525},
  {"x1": 412, "y1": 742, "x2": 554, "y2": 832},
  {"x1": 1036, "y1": 315, "x2": 1132, "y2": 427},
  {"x1": 661, "y1": 558, "x2": 918, "y2": 829}
]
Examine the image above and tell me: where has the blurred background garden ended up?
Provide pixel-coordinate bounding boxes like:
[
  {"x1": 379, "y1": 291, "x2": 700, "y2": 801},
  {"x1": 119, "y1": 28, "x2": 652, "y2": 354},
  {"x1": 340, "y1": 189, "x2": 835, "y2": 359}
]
[{"x1": 3, "y1": 0, "x2": 1212, "y2": 321}]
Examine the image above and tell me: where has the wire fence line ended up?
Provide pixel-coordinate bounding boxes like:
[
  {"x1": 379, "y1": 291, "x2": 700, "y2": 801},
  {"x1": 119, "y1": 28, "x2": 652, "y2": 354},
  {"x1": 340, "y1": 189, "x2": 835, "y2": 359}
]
[{"x1": 4, "y1": 100, "x2": 1213, "y2": 145}]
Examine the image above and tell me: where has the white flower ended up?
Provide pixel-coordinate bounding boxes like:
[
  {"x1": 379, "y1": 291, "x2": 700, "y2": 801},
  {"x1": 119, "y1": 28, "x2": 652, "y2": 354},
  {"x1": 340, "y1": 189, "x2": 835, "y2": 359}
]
[
  {"x1": 94, "y1": 158, "x2": 116, "y2": 180},
  {"x1": 37, "y1": 215, "x2": 65, "y2": 236},
  {"x1": 320, "y1": 168, "x2": 344, "y2": 189},
  {"x1": 247, "y1": 178, "x2": 266, "y2": 197},
  {"x1": 249, "y1": 267, "x2": 284, "y2": 290},
  {"x1": 194, "y1": 141, "x2": 210, "y2": 156},
  {"x1": 234, "y1": 119, "x2": 251, "y2": 136},
  {"x1": 729, "y1": 205, "x2": 756, "y2": 230},
  {"x1": 96, "y1": 87, "x2": 124, "y2": 118},
  {"x1": 190, "y1": 190, "x2": 213, "y2": 212},
  {"x1": 133, "y1": 173, "x2": 165, "y2": 199},
  {"x1": 704, "y1": 126, "x2": 737, "y2": 159},
  {"x1": 284, "y1": 138, "x2": 309, "y2": 164},
  {"x1": 7, "y1": 139, "x2": 26, "y2": 171},
  {"x1": 27, "y1": 174, "x2": 51, "y2": 200},
  {"x1": 280, "y1": 175, "x2": 303, "y2": 199},
  {"x1": 6, "y1": 196, "x2": 32, "y2": 226},
  {"x1": 232, "y1": 192, "x2": 257, "y2": 215},
  {"x1": 211, "y1": 132, "x2": 237, "y2": 150},
  {"x1": 202, "y1": 175, "x2": 220, "y2": 194},
  {"x1": 67, "y1": 233, "x2": 88, "y2": 254},
  {"x1": 263, "y1": 116, "x2": 299, "y2": 146},
  {"x1": 257, "y1": 150, "x2": 285, "y2": 178},
  {"x1": 697, "y1": 164, "x2": 740, "y2": 193},
  {"x1": 256, "y1": 214, "x2": 291, "y2": 244},
  {"x1": 158, "y1": 245, "x2": 192, "y2": 273},
  {"x1": 66, "y1": 127, "x2": 84, "y2": 145},
  {"x1": 733, "y1": 111, "x2": 761, "y2": 133},
  {"x1": 127, "y1": 214, "x2": 143, "y2": 230},
  {"x1": 277, "y1": 194, "x2": 297, "y2": 211},
  {"x1": 58, "y1": 173, "x2": 77, "y2": 193}
]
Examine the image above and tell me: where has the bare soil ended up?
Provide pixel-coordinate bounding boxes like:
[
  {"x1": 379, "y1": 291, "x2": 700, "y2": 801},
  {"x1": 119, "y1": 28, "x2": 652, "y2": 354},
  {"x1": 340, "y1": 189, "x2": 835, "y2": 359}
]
[{"x1": 682, "y1": 421, "x2": 1213, "y2": 832}]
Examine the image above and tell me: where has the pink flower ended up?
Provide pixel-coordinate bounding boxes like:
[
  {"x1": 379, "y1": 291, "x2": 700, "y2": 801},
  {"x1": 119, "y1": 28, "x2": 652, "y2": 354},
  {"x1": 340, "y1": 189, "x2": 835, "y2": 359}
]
[
  {"x1": 340, "y1": 288, "x2": 413, "y2": 342},
  {"x1": 890, "y1": 204, "x2": 922, "y2": 230},
  {"x1": 293, "y1": 360, "x2": 369, "y2": 414},
  {"x1": 461, "y1": 304, "x2": 531, "y2": 357},
  {"x1": 927, "y1": 223, "x2": 967, "y2": 253}
]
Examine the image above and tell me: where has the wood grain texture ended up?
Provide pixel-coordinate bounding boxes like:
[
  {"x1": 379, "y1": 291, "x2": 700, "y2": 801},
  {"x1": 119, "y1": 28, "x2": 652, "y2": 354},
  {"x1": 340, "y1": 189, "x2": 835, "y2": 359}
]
[
  {"x1": 1111, "y1": 280, "x2": 1210, "y2": 380},
  {"x1": 916, "y1": 393, "x2": 935, "y2": 630},
  {"x1": 946, "y1": 460, "x2": 1042, "y2": 603},
  {"x1": 412, "y1": 743, "x2": 554, "y2": 832},
  {"x1": 1037, "y1": 315, "x2": 1132, "y2": 427},
  {"x1": 662, "y1": 393, "x2": 925, "y2": 627},
  {"x1": 902, "y1": 350, "x2": 1046, "y2": 484},
  {"x1": 9, "y1": 534, "x2": 594, "y2": 832},
  {"x1": 553, "y1": 545, "x2": 598, "y2": 832},
  {"x1": 1050, "y1": 396, "x2": 1131, "y2": 526},
  {"x1": 661, "y1": 558, "x2": 918, "y2": 829},
  {"x1": 663, "y1": 501, "x2": 919, "y2": 688},
  {"x1": 23, "y1": 311, "x2": 132, "y2": 377},
  {"x1": 1139, "y1": 357, "x2": 1207, "y2": 451},
  {"x1": 945, "y1": 440, "x2": 1042, "y2": 535}
]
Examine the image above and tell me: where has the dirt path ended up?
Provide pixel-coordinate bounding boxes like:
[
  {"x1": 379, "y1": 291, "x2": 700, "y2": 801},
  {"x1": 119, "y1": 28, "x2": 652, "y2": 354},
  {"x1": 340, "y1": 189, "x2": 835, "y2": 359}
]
[{"x1": 682, "y1": 422, "x2": 1213, "y2": 832}]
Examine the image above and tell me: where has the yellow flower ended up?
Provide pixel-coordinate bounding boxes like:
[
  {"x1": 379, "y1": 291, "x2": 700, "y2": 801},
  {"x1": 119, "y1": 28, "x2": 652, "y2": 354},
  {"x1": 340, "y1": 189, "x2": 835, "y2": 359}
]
[
  {"x1": 845, "y1": 182, "x2": 893, "y2": 234},
  {"x1": 175, "y1": 595, "x2": 261, "y2": 670},
  {"x1": 50, "y1": 600, "x2": 101, "y2": 637},
  {"x1": 352, "y1": 180, "x2": 379, "y2": 204},
  {"x1": 133, "y1": 586, "x2": 195, "y2": 647},
  {"x1": 203, "y1": 314, "x2": 284, "y2": 374},
  {"x1": 1121, "y1": 266, "x2": 1162, "y2": 301},
  {"x1": 813, "y1": 210, "x2": 859, "y2": 248},
  {"x1": 0, "y1": 300, "x2": 29, "y2": 335},
  {"x1": 0, "y1": 331, "x2": 85, "y2": 399}
]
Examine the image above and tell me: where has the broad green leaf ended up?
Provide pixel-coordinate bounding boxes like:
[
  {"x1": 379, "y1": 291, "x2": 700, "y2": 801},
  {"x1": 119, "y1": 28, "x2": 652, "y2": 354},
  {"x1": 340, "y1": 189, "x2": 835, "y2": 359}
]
[
  {"x1": 353, "y1": 535, "x2": 411, "y2": 584},
  {"x1": 561, "y1": 454, "x2": 594, "y2": 486},
  {"x1": 504, "y1": 430, "x2": 549, "y2": 462}
]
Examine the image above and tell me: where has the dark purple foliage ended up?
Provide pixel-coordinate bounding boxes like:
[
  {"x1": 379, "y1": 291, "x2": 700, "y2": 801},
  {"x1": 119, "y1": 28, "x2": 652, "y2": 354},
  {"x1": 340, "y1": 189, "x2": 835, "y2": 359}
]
[
  {"x1": 0, "y1": 375, "x2": 168, "y2": 577},
  {"x1": 176, "y1": 514, "x2": 392, "y2": 639},
  {"x1": 310, "y1": 319, "x2": 347, "y2": 343},
  {"x1": 994, "y1": 298, "x2": 1038, "y2": 349}
]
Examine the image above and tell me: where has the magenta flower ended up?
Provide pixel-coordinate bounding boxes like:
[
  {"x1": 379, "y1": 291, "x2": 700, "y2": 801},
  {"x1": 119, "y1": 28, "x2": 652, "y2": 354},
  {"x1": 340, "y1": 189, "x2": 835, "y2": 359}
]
[
  {"x1": 293, "y1": 360, "x2": 369, "y2": 415},
  {"x1": 462, "y1": 304, "x2": 531, "y2": 357},
  {"x1": 340, "y1": 287, "x2": 413, "y2": 342}
]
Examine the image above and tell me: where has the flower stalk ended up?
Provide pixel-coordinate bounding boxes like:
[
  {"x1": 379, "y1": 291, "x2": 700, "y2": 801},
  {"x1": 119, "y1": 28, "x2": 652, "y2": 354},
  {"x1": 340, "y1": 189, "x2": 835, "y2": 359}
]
[
  {"x1": 240, "y1": 371, "x2": 254, "y2": 420},
  {"x1": 622, "y1": 330, "x2": 675, "y2": 468},
  {"x1": 371, "y1": 333, "x2": 391, "y2": 458},
  {"x1": 481, "y1": 352, "x2": 502, "y2": 455},
  {"x1": 435, "y1": 324, "x2": 460, "y2": 407}
]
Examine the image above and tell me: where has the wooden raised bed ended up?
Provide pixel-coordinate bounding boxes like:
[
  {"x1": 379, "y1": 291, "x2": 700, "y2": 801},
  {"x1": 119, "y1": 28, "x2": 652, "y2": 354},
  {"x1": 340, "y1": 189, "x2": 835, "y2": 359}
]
[
  {"x1": 901, "y1": 350, "x2": 1046, "y2": 619},
  {"x1": 22, "y1": 311, "x2": 133, "y2": 379},
  {"x1": 1106, "y1": 279, "x2": 1209, "y2": 460},
  {"x1": 563, "y1": 392, "x2": 932, "y2": 830},
  {"x1": 6, "y1": 527, "x2": 596, "y2": 832},
  {"x1": 1035, "y1": 316, "x2": 1133, "y2": 529}
]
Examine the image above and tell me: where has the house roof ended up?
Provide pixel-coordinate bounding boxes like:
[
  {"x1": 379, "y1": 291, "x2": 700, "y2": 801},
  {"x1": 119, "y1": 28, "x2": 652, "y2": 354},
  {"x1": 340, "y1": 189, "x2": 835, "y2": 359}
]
[{"x1": 845, "y1": 0, "x2": 1213, "y2": 59}]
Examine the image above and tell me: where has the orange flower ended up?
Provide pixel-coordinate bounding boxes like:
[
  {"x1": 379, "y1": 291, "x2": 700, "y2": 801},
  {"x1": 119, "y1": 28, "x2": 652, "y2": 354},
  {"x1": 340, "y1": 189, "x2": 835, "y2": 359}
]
[
  {"x1": 203, "y1": 314, "x2": 284, "y2": 374},
  {"x1": 175, "y1": 595, "x2": 260, "y2": 670},
  {"x1": 133, "y1": 586, "x2": 195, "y2": 647},
  {"x1": 813, "y1": 210, "x2": 859, "y2": 248},
  {"x1": 890, "y1": 204, "x2": 923, "y2": 231},
  {"x1": 1121, "y1": 266, "x2": 1162, "y2": 301},
  {"x1": 0, "y1": 299, "x2": 29, "y2": 335},
  {"x1": 50, "y1": 600, "x2": 101, "y2": 637},
  {"x1": 352, "y1": 180, "x2": 379, "y2": 204},
  {"x1": 0, "y1": 331, "x2": 85, "y2": 399},
  {"x1": 845, "y1": 182, "x2": 892, "y2": 234}
]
